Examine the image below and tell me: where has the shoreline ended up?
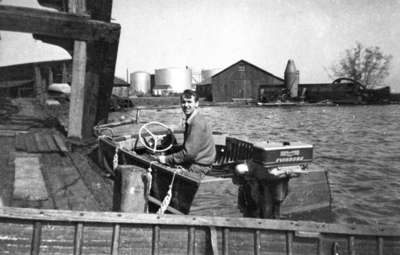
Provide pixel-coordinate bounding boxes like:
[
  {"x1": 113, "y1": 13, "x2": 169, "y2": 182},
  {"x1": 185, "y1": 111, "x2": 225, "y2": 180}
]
[{"x1": 127, "y1": 96, "x2": 400, "y2": 109}]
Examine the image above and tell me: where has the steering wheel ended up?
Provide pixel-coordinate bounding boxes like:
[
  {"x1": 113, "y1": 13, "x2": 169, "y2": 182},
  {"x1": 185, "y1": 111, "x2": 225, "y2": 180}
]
[{"x1": 138, "y1": 121, "x2": 176, "y2": 153}]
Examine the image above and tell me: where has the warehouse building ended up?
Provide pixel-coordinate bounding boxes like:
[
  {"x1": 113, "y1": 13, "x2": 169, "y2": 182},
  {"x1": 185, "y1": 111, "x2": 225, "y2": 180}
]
[{"x1": 210, "y1": 60, "x2": 284, "y2": 102}]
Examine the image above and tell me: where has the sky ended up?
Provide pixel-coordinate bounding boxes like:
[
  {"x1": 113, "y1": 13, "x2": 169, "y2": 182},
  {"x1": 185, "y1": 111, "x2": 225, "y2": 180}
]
[{"x1": 1, "y1": 0, "x2": 400, "y2": 91}]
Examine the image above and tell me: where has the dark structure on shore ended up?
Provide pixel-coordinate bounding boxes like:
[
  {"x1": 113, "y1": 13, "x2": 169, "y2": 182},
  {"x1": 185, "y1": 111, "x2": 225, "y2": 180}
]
[
  {"x1": 207, "y1": 60, "x2": 284, "y2": 102},
  {"x1": 196, "y1": 59, "x2": 392, "y2": 104}
]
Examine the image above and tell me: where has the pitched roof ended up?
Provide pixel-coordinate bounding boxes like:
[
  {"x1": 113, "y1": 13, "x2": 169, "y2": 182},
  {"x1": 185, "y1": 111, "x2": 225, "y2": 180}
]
[
  {"x1": 113, "y1": 77, "x2": 129, "y2": 85},
  {"x1": 212, "y1": 59, "x2": 284, "y2": 81}
]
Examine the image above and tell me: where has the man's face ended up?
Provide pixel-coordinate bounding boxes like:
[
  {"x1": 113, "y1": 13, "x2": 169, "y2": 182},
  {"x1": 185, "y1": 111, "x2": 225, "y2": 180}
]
[{"x1": 181, "y1": 96, "x2": 199, "y2": 116}]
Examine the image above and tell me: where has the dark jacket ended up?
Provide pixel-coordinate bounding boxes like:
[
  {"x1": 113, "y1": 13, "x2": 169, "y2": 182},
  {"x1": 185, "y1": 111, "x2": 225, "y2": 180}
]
[{"x1": 165, "y1": 111, "x2": 216, "y2": 167}]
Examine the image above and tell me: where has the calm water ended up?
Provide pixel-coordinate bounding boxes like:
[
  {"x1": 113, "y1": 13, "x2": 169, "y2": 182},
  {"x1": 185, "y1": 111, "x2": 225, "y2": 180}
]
[{"x1": 119, "y1": 104, "x2": 400, "y2": 225}]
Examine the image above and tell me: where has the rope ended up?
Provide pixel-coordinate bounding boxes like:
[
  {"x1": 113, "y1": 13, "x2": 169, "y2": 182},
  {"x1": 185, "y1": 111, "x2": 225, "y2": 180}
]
[
  {"x1": 143, "y1": 161, "x2": 155, "y2": 213},
  {"x1": 157, "y1": 166, "x2": 182, "y2": 215},
  {"x1": 112, "y1": 146, "x2": 119, "y2": 170}
]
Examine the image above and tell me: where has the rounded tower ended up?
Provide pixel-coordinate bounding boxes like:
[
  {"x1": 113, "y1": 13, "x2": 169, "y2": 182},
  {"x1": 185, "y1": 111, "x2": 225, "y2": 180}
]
[{"x1": 284, "y1": 59, "x2": 299, "y2": 98}]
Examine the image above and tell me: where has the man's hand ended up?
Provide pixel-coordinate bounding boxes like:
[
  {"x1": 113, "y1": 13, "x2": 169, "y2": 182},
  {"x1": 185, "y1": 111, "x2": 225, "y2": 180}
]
[{"x1": 158, "y1": 155, "x2": 167, "y2": 164}]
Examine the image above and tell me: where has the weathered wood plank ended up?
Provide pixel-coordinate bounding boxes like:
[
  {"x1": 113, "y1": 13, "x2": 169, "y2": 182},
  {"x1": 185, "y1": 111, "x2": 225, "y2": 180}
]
[
  {"x1": 0, "y1": 222, "x2": 33, "y2": 254},
  {"x1": 0, "y1": 154, "x2": 13, "y2": 207},
  {"x1": 0, "y1": 5, "x2": 120, "y2": 42},
  {"x1": 44, "y1": 134, "x2": 59, "y2": 152},
  {"x1": 74, "y1": 223, "x2": 84, "y2": 255},
  {"x1": 68, "y1": 152, "x2": 113, "y2": 211},
  {"x1": 152, "y1": 225, "x2": 160, "y2": 255},
  {"x1": 349, "y1": 235, "x2": 355, "y2": 255},
  {"x1": 209, "y1": 227, "x2": 219, "y2": 255},
  {"x1": 0, "y1": 124, "x2": 30, "y2": 131},
  {"x1": 80, "y1": 223, "x2": 113, "y2": 254},
  {"x1": 40, "y1": 154, "x2": 100, "y2": 211},
  {"x1": 89, "y1": 39, "x2": 120, "y2": 135},
  {"x1": 188, "y1": 227, "x2": 195, "y2": 255},
  {"x1": 33, "y1": 65, "x2": 43, "y2": 103},
  {"x1": 13, "y1": 155, "x2": 48, "y2": 201},
  {"x1": 31, "y1": 221, "x2": 42, "y2": 255},
  {"x1": 15, "y1": 133, "x2": 27, "y2": 151},
  {"x1": 158, "y1": 226, "x2": 193, "y2": 254},
  {"x1": 40, "y1": 223, "x2": 75, "y2": 254},
  {"x1": 53, "y1": 134, "x2": 69, "y2": 152},
  {"x1": 1, "y1": 207, "x2": 400, "y2": 237},
  {"x1": 111, "y1": 224, "x2": 120, "y2": 255},
  {"x1": 0, "y1": 218, "x2": 399, "y2": 255},
  {"x1": 67, "y1": 38, "x2": 87, "y2": 139},
  {"x1": 118, "y1": 225, "x2": 153, "y2": 254},
  {"x1": 223, "y1": 228, "x2": 229, "y2": 255},
  {"x1": 254, "y1": 230, "x2": 261, "y2": 255},
  {"x1": 34, "y1": 133, "x2": 50, "y2": 152},
  {"x1": 24, "y1": 133, "x2": 38, "y2": 153},
  {"x1": 0, "y1": 130, "x2": 17, "y2": 136}
]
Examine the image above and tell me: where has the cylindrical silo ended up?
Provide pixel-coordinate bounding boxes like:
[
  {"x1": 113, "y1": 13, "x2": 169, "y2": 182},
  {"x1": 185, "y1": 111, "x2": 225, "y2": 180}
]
[
  {"x1": 130, "y1": 71, "x2": 151, "y2": 95},
  {"x1": 155, "y1": 67, "x2": 192, "y2": 93},
  {"x1": 284, "y1": 59, "x2": 299, "y2": 98},
  {"x1": 200, "y1": 68, "x2": 222, "y2": 84}
]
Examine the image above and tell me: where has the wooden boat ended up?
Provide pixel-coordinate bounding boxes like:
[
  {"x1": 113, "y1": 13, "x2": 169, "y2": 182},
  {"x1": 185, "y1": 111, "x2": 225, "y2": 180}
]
[
  {"x1": 97, "y1": 126, "x2": 332, "y2": 220},
  {"x1": 0, "y1": 206, "x2": 399, "y2": 254}
]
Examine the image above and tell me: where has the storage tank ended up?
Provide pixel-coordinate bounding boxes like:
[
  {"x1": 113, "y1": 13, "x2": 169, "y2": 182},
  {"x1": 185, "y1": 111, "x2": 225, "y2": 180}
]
[
  {"x1": 130, "y1": 71, "x2": 151, "y2": 95},
  {"x1": 284, "y1": 59, "x2": 299, "y2": 98},
  {"x1": 155, "y1": 67, "x2": 192, "y2": 93},
  {"x1": 200, "y1": 68, "x2": 222, "y2": 84}
]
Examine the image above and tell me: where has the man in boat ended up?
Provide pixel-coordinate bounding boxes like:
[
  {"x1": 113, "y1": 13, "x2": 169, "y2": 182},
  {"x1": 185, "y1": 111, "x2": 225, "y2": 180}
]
[{"x1": 157, "y1": 89, "x2": 216, "y2": 177}]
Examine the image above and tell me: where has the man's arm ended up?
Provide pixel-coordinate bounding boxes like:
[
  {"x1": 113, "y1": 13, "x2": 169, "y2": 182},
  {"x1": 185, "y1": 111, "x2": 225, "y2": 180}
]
[{"x1": 163, "y1": 121, "x2": 204, "y2": 165}]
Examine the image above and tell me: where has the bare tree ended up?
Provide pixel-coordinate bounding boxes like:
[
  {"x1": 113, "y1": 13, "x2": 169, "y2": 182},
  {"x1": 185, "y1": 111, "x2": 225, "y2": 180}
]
[{"x1": 329, "y1": 42, "x2": 392, "y2": 88}]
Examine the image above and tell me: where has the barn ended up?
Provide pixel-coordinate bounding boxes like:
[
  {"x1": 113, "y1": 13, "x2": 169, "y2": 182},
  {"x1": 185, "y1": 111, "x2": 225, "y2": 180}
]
[{"x1": 211, "y1": 60, "x2": 284, "y2": 102}]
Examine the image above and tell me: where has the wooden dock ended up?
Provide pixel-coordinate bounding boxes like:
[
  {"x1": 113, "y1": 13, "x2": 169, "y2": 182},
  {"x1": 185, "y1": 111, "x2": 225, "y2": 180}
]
[{"x1": 0, "y1": 97, "x2": 113, "y2": 211}]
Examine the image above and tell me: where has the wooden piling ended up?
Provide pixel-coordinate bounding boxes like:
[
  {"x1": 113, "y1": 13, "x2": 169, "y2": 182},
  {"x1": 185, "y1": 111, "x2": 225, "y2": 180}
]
[{"x1": 117, "y1": 165, "x2": 147, "y2": 213}]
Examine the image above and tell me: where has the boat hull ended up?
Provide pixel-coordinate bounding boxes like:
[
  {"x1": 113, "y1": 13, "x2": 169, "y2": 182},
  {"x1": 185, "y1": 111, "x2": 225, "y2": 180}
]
[
  {"x1": 98, "y1": 135, "x2": 201, "y2": 214},
  {"x1": 98, "y1": 135, "x2": 332, "y2": 220}
]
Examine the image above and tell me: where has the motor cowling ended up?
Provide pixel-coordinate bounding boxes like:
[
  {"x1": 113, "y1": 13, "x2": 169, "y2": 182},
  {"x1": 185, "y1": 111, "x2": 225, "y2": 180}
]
[{"x1": 233, "y1": 141, "x2": 313, "y2": 219}]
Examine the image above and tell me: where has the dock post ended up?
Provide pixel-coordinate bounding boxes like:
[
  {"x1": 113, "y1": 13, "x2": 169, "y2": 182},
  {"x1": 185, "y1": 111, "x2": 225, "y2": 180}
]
[{"x1": 117, "y1": 165, "x2": 147, "y2": 213}]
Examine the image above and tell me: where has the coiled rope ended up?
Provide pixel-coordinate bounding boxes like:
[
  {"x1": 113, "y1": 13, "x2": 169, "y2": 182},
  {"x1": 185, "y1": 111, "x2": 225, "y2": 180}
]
[
  {"x1": 112, "y1": 146, "x2": 120, "y2": 170},
  {"x1": 157, "y1": 166, "x2": 183, "y2": 215}
]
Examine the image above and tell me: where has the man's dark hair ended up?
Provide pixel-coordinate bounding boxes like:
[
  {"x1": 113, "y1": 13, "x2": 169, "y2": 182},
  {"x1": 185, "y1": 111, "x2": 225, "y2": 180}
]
[{"x1": 181, "y1": 89, "x2": 199, "y2": 102}]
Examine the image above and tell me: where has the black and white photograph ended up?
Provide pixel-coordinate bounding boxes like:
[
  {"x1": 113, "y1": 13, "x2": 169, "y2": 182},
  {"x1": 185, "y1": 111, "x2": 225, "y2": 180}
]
[{"x1": 0, "y1": 0, "x2": 400, "y2": 254}]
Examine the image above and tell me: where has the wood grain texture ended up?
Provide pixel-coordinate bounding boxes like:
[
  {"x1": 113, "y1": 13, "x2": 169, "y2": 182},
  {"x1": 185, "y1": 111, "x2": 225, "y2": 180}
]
[{"x1": 0, "y1": 5, "x2": 120, "y2": 42}]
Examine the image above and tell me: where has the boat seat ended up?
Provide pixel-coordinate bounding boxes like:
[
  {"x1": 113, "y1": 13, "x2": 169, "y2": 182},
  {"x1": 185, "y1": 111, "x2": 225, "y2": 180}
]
[{"x1": 213, "y1": 137, "x2": 254, "y2": 167}]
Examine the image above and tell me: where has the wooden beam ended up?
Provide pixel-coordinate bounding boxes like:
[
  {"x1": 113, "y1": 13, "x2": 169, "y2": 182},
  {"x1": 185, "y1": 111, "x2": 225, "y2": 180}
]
[
  {"x1": 48, "y1": 66, "x2": 54, "y2": 85},
  {"x1": 62, "y1": 62, "x2": 69, "y2": 83},
  {"x1": 33, "y1": 65, "x2": 42, "y2": 102},
  {"x1": 209, "y1": 227, "x2": 219, "y2": 255},
  {"x1": 86, "y1": 0, "x2": 114, "y2": 21},
  {"x1": 1, "y1": 206, "x2": 400, "y2": 237},
  {"x1": 68, "y1": 40, "x2": 87, "y2": 139},
  {"x1": 38, "y1": 0, "x2": 113, "y2": 22},
  {"x1": 0, "y1": 5, "x2": 120, "y2": 42},
  {"x1": 91, "y1": 39, "x2": 119, "y2": 126},
  {"x1": 33, "y1": 34, "x2": 74, "y2": 56}
]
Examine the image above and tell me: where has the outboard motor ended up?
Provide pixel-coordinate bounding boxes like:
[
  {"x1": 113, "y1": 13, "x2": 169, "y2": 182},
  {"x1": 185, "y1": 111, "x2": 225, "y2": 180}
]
[{"x1": 233, "y1": 141, "x2": 313, "y2": 219}]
